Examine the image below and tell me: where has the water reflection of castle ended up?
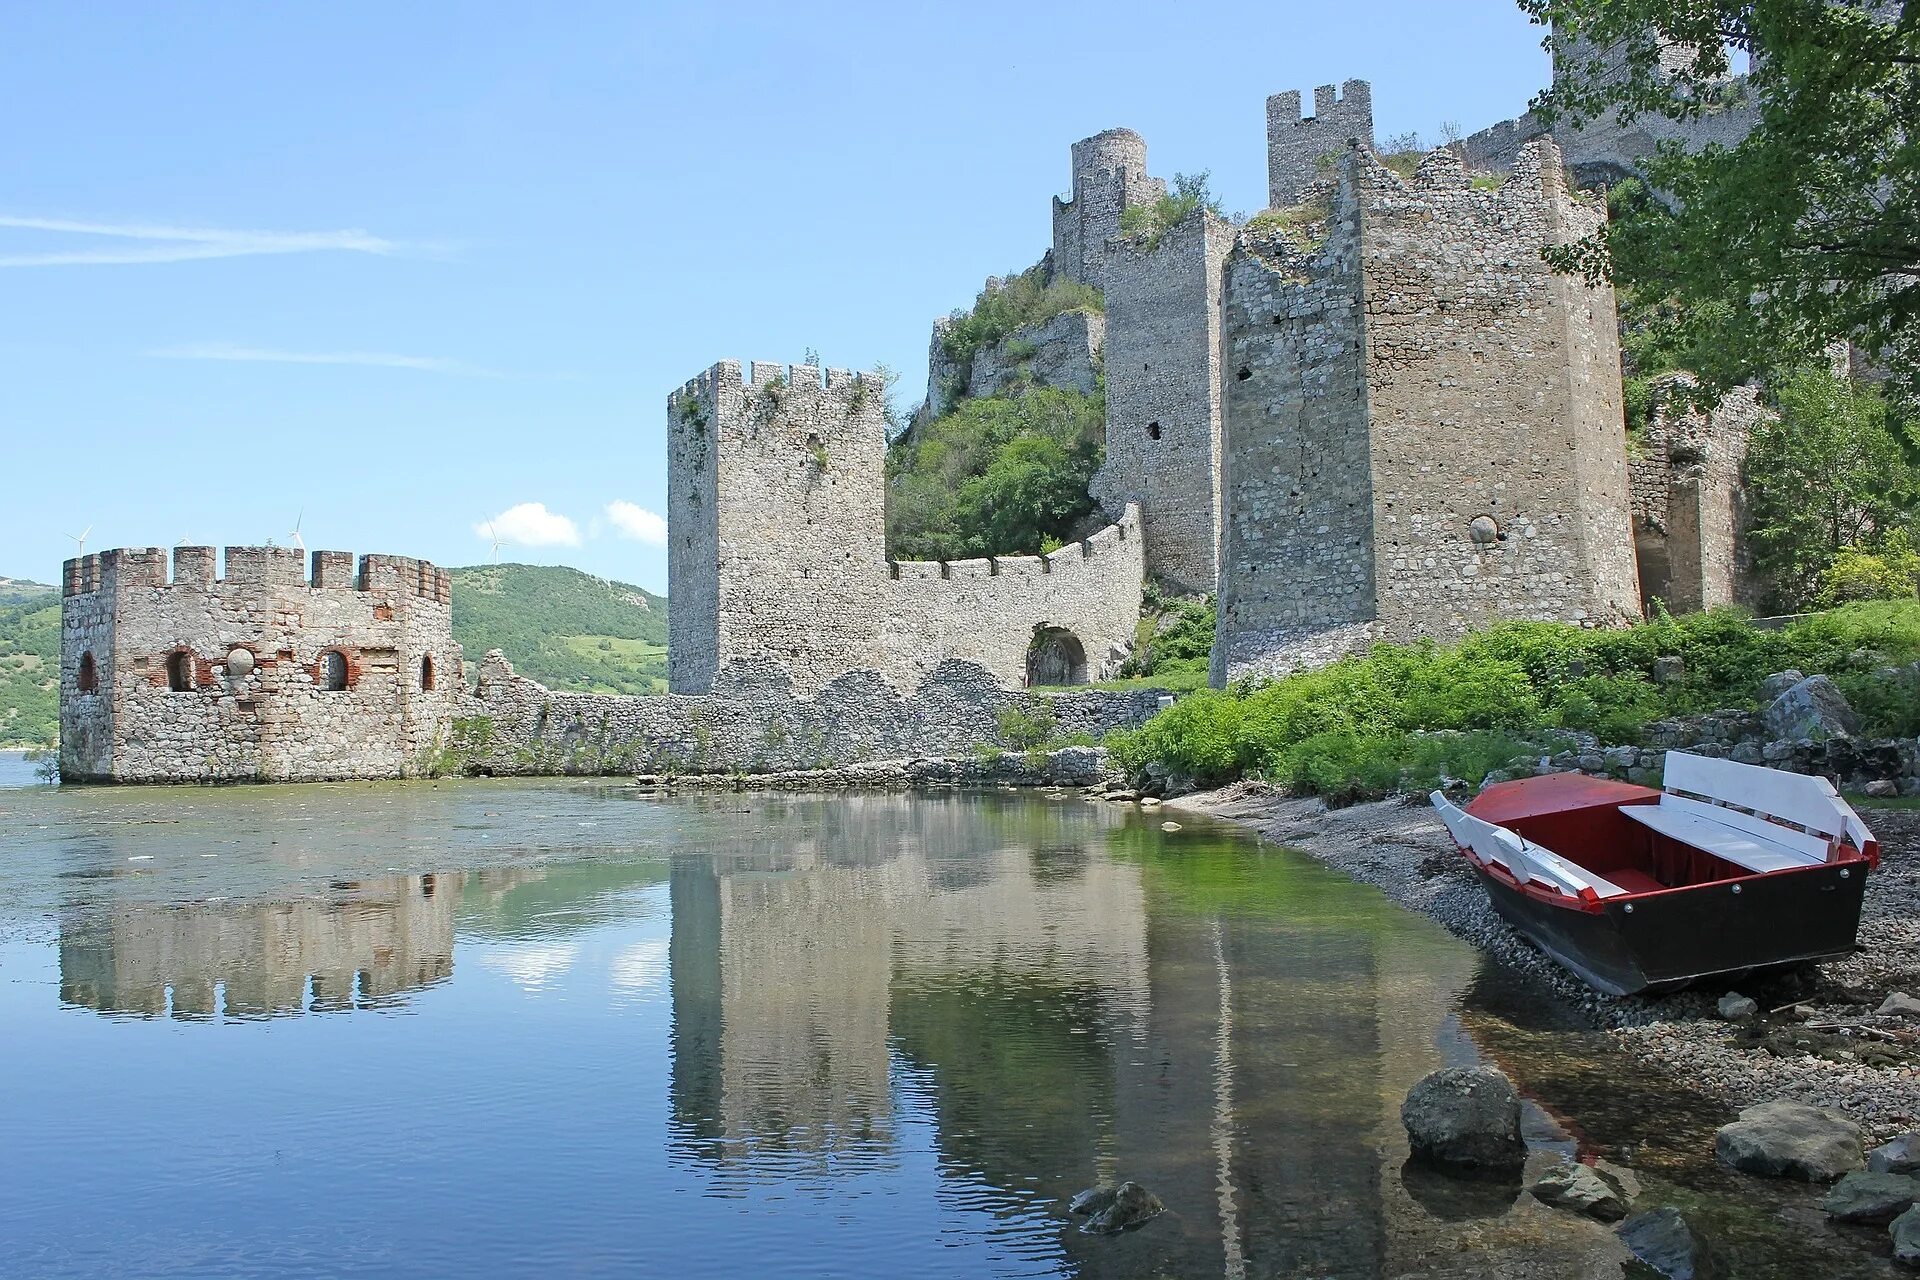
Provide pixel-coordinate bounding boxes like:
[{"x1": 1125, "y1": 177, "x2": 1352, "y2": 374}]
[
  {"x1": 666, "y1": 794, "x2": 1477, "y2": 1279},
  {"x1": 59, "y1": 873, "x2": 457, "y2": 1018}
]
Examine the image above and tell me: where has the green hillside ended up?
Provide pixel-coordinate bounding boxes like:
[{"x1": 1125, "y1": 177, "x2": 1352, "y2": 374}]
[
  {"x1": 449, "y1": 563, "x2": 669, "y2": 695},
  {"x1": 0, "y1": 581, "x2": 58, "y2": 747}
]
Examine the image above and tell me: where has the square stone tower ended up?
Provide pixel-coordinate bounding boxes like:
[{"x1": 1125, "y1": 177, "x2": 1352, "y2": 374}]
[
  {"x1": 1214, "y1": 138, "x2": 1643, "y2": 682},
  {"x1": 60, "y1": 546, "x2": 461, "y2": 782}
]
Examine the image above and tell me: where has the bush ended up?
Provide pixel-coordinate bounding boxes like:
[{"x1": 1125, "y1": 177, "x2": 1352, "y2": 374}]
[
  {"x1": 1816, "y1": 533, "x2": 1920, "y2": 607},
  {"x1": 939, "y1": 266, "x2": 1102, "y2": 385},
  {"x1": 1118, "y1": 172, "x2": 1223, "y2": 250},
  {"x1": 1107, "y1": 601, "x2": 1920, "y2": 799}
]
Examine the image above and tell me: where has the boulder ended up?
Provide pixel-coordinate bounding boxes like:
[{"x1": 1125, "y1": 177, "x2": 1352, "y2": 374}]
[
  {"x1": 1759, "y1": 669, "x2": 1808, "y2": 701},
  {"x1": 1715, "y1": 1099, "x2": 1864, "y2": 1181},
  {"x1": 1894, "y1": 1205, "x2": 1920, "y2": 1267},
  {"x1": 1528, "y1": 1160, "x2": 1630, "y2": 1221},
  {"x1": 1653, "y1": 655, "x2": 1687, "y2": 685},
  {"x1": 1401, "y1": 1066, "x2": 1526, "y2": 1176},
  {"x1": 1618, "y1": 1207, "x2": 1720, "y2": 1279},
  {"x1": 1071, "y1": 1181, "x2": 1163, "y2": 1234},
  {"x1": 1867, "y1": 779, "x2": 1902, "y2": 799},
  {"x1": 1881, "y1": 993, "x2": 1920, "y2": 1018},
  {"x1": 1822, "y1": 1170, "x2": 1920, "y2": 1224},
  {"x1": 1873, "y1": 1135, "x2": 1920, "y2": 1176},
  {"x1": 1717, "y1": 992, "x2": 1759, "y2": 1021},
  {"x1": 1763, "y1": 674, "x2": 1861, "y2": 742}
]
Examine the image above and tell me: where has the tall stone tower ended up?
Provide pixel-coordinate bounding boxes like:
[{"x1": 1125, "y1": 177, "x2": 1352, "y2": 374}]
[
  {"x1": 1266, "y1": 80, "x2": 1374, "y2": 208},
  {"x1": 1092, "y1": 208, "x2": 1236, "y2": 595},
  {"x1": 1213, "y1": 139, "x2": 1643, "y2": 682},
  {"x1": 1050, "y1": 129, "x2": 1166, "y2": 291},
  {"x1": 60, "y1": 546, "x2": 460, "y2": 782}
]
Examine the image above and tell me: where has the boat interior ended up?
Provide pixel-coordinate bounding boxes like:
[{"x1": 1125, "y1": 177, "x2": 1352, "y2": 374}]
[{"x1": 1434, "y1": 753, "x2": 1876, "y2": 903}]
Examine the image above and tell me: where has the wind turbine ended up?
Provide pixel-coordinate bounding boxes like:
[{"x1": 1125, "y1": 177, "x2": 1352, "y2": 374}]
[
  {"x1": 66, "y1": 525, "x2": 93, "y2": 558},
  {"x1": 287, "y1": 509, "x2": 306, "y2": 553},
  {"x1": 485, "y1": 522, "x2": 502, "y2": 563}
]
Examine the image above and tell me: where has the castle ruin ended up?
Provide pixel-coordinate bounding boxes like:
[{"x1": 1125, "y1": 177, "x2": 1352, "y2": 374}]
[{"x1": 60, "y1": 545, "x2": 460, "y2": 783}]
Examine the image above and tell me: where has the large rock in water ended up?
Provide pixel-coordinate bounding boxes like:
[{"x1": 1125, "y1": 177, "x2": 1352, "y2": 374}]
[
  {"x1": 1764, "y1": 674, "x2": 1861, "y2": 741},
  {"x1": 1401, "y1": 1066, "x2": 1525, "y2": 1175},
  {"x1": 1619, "y1": 1207, "x2": 1720, "y2": 1279},
  {"x1": 1823, "y1": 1170, "x2": 1920, "y2": 1224},
  {"x1": 1068, "y1": 1182, "x2": 1164, "y2": 1234},
  {"x1": 1528, "y1": 1160, "x2": 1631, "y2": 1221},
  {"x1": 1715, "y1": 1099, "x2": 1864, "y2": 1181}
]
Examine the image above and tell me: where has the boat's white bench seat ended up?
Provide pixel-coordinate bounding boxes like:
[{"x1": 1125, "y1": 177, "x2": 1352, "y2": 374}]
[
  {"x1": 1621, "y1": 750, "x2": 1875, "y2": 874},
  {"x1": 1430, "y1": 792, "x2": 1629, "y2": 899}
]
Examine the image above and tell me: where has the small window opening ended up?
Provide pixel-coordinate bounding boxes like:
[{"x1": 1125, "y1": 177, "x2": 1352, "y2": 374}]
[
  {"x1": 166, "y1": 651, "x2": 194, "y2": 693},
  {"x1": 320, "y1": 650, "x2": 349, "y2": 692},
  {"x1": 1237, "y1": 366, "x2": 1252, "y2": 381},
  {"x1": 420, "y1": 654, "x2": 436, "y2": 691},
  {"x1": 1147, "y1": 422, "x2": 1162, "y2": 440},
  {"x1": 77, "y1": 651, "x2": 99, "y2": 694}
]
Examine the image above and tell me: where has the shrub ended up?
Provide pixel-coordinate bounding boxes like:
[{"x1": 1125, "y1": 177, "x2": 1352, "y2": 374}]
[
  {"x1": 939, "y1": 266, "x2": 1102, "y2": 385},
  {"x1": 1119, "y1": 172, "x2": 1223, "y2": 250},
  {"x1": 1816, "y1": 532, "x2": 1920, "y2": 607}
]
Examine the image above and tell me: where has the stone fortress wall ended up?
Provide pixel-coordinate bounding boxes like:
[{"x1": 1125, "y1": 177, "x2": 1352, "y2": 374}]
[
  {"x1": 59, "y1": 545, "x2": 461, "y2": 783},
  {"x1": 1267, "y1": 80, "x2": 1374, "y2": 207},
  {"x1": 1629, "y1": 376, "x2": 1764, "y2": 613},
  {"x1": 667, "y1": 359, "x2": 1144, "y2": 697},
  {"x1": 1213, "y1": 138, "x2": 1643, "y2": 681}
]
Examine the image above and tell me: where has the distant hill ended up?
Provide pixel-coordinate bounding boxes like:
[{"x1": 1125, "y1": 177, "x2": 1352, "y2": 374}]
[
  {"x1": 449, "y1": 563, "x2": 669, "y2": 696},
  {"x1": 0, "y1": 564, "x2": 669, "y2": 746},
  {"x1": 0, "y1": 580, "x2": 58, "y2": 746}
]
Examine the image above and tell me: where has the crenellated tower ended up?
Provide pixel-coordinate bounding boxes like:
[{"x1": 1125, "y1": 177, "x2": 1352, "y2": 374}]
[
  {"x1": 1050, "y1": 129, "x2": 1166, "y2": 292},
  {"x1": 1266, "y1": 80, "x2": 1374, "y2": 208}
]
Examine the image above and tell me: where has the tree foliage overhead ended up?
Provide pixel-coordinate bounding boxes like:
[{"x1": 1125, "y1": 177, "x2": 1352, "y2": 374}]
[
  {"x1": 1522, "y1": 0, "x2": 1918, "y2": 395},
  {"x1": 886, "y1": 386, "x2": 1106, "y2": 563}
]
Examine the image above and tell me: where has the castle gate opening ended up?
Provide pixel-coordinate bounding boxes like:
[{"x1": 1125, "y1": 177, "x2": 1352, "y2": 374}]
[{"x1": 1027, "y1": 626, "x2": 1090, "y2": 687}]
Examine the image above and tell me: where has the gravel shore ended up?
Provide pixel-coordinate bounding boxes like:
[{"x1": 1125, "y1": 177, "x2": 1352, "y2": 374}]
[{"x1": 1169, "y1": 782, "x2": 1920, "y2": 1143}]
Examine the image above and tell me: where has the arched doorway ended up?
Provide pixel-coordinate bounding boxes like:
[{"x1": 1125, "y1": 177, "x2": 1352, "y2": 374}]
[
  {"x1": 319, "y1": 650, "x2": 349, "y2": 692},
  {"x1": 165, "y1": 651, "x2": 194, "y2": 692},
  {"x1": 1027, "y1": 626, "x2": 1090, "y2": 687}
]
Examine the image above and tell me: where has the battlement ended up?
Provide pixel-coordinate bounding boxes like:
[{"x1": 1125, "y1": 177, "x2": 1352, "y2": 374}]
[
  {"x1": 63, "y1": 546, "x2": 451, "y2": 602},
  {"x1": 1267, "y1": 79, "x2": 1373, "y2": 207},
  {"x1": 1050, "y1": 128, "x2": 1165, "y2": 290},
  {"x1": 887, "y1": 508, "x2": 1141, "y2": 582},
  {"x1": 667, "y1": 359, "x2": 881, "y2": 432}
]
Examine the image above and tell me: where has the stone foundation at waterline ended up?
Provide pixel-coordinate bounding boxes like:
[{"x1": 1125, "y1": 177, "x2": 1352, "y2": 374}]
[{"x1": 455, "y1": 651, "x2": 1167, "y2": 778}]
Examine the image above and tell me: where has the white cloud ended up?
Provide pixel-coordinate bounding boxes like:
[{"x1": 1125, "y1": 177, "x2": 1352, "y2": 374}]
[
  {"x1": 605, "y1": 500, "x2": 667, "y2": 545},
  {"x1": 149, "y1": 342, "x2": 496, "y2": 377},
  {"x1": 609, "y1": 938, "x2": 670, "y2": 993},
  {"x1": 476, "y1": 502, "x2": 581, "y2": 548},
  {"x1": 0, "y1": 214, "x2": 412, "y2": 268},
  {"x1": 477, "y1": 943, "x2": 578, "y2": 993}
]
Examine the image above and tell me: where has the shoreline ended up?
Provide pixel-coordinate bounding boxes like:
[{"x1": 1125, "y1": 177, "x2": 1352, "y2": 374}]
[{"x1": 1169, "y1": 781, "x2": 1920, "y2": 1144}]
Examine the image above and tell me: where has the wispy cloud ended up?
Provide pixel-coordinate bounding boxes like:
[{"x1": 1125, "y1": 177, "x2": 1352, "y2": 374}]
[
  {"x1": 149, "y1": 341, "x2": 497, "y2": 377},
  {"x1": 0, "y1": 214, "x2": 413, "y2": 268},
  {"x1": 475, "y1": 503, "x2": 581, "y2": 548},
  {"x1": 605, "y1": 500, "x2": 667, "y2": 546}
]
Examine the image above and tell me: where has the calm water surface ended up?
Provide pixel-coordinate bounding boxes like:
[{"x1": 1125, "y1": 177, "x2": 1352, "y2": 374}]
[{"x1": 0, "y1": 781, "x2": 1895, "y2": 1277}]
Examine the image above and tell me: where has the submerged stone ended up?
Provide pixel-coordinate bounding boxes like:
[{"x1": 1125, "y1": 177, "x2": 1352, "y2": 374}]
[
  {"x1": 1893, "y1": 1205, "x2": 1920, "y2": 1266},
  {"x1": 1618, "y1": 1207, "x2": 1720, "y2": 1279},
  {"x1": 1822, "y1": 1170, "x2": 1920, "y2": 1224},
  {"x1": 1527, "y1": 1159, "x2": 1629, "y2": 1221},
  {"x1": 1072, "y1": 1181, "x2": 1163, "y2": 1234},
  {"x1": 1715, "y1": 1099, "x2": 1864, "y2": 1181},
  {"x1": 1400, "y1": 1065, "x2": 1525, "y2": 1176}
]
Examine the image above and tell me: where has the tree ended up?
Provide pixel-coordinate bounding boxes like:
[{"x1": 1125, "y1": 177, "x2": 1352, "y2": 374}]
[
  {"x1": 1520, "y1": 0, "x2": 1918, "y2": 396},
  {"x1": 1744, "y1": 364, "x2": 1917, "y2": 608}
]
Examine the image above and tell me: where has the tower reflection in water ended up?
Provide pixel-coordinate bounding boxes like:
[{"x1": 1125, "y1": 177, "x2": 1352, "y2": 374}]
[
  {"x1": 59, "y1": 872, "x2": 458, "y2": 1018},
  {"x1": 663, "y1": 794, "x2": 1477, "y2": 1278}
]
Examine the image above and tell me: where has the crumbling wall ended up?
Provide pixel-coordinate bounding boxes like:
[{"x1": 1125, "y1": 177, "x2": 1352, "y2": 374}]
[
  {"x1": 461, "y1": 651, "x2": 1168, "y2": 776},
  {"x1": 1630, "y1": 376, "x2": 1763, "y2": 612},
  {"x1": 1094, "y1": 211, "x2": 1234, "y2": 593},
  {"x1": 1267, "y1": 81, "x2": 1374, "y2": 208},
  {"x1": 1214, "y1": 140, "x2": 1642, "y2": 682},
  {"x1": 671, "y1": 360, "x2": 1144, "y2": 695},
  {"x1": 59, "y1": 545, "x2": 461, "y2": 783}
]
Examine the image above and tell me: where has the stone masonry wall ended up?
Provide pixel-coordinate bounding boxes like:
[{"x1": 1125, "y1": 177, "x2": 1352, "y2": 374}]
[
  {"x1": 669, "y1": 360, "x2": 1144, "y2": 696},
  {"x1": 1267, "y1": 81, "x2": 1374, "y2": 208},
  {"x1": 1051, "y1": 129, "x2": 1165, "y2": 293},
  {"x1": 1093, "y1": 210, "x2": 1234, "y2": 594},
  {"x1": 1214, "y1": 139, "x2": 1642, "y2": 682},
  {"x1": 60, "y1": 546, "x2": 461, "y2": 783},
  {"x1": 459, "y1": 651, "x2": 1169, "y2": 777},
  {"x1": 1629, "y1": 376, "x2": 1763, "y2": 612}
]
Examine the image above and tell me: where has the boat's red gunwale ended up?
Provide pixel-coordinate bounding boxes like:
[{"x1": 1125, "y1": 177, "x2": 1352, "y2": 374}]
[{"x1": 1452, "y1": 837, "x2": 1873, "y2": 914}]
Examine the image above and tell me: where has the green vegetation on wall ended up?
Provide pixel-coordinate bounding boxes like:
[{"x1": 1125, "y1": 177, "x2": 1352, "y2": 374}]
[
  {"x1": 1118, "y1": 171, "x2": 1223, "y2": 250},
  {"x1": 938, "y1": 265, "x2": 1102, "y2": 390},
  {"x1": 0, "y1": 584, "x2": 58, "y2": 747},
  {"x1": 450, "y1": 563, "x2": 668, "y2": 695},
  {"x1": 1111, "y1": 601, "x2": 1920, "y2": 803},
  {"x1": 886, "y1": 385, "x2": 1106, "y2": 562}
]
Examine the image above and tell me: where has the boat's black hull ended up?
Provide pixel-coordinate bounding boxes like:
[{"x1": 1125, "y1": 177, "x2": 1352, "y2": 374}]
[{"x1": 1474, "y1": 861, "x2": 1869, "y2": 996}]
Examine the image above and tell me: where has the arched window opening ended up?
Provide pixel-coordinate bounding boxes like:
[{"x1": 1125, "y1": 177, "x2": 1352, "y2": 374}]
[
  {"x1": 76, "y1": 651, "x2": 99, "y2": 694},
  {"x1": 1027, "y1": 626, "x2": 1090, "y2": 688},
  {"x1": 420, "y1": 654, "x2": 436, "y2": 692},
  {"x1": 166, "y1": 651, "x2": 194, "y2": 693},
  {"x1": 319, "y1": 650, "x2": 349, "y2": 692}
]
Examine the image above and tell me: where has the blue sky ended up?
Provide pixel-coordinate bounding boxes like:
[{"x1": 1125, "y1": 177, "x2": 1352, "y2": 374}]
[{"x1": 0, "y1": 1, "x2": 1550, "y2": 594}]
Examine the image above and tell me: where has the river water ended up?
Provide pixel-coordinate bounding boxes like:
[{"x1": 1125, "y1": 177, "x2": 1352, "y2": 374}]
[{"x1": 0, "y1": 780, "x2": 1897, "y2": 1277}]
